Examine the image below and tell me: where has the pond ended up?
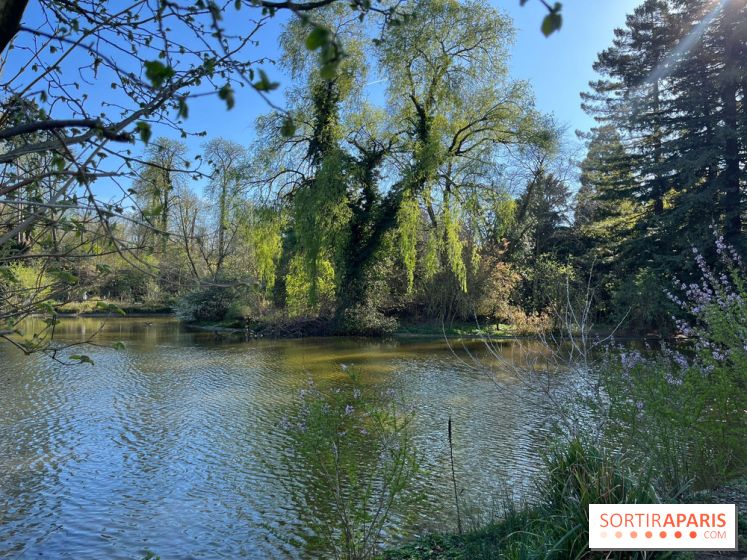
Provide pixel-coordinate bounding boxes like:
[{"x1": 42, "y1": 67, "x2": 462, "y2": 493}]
[{"x1": 0, "y1": 317, "x2": 569, "y2": 559}]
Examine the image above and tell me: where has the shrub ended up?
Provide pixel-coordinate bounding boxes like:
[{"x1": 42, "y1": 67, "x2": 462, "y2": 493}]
[
  {"x1": 518, "y1": 255, "x2": 576, "y2": 315},
  {"x1": 503, "y1": 309, "x2": 553, "y2": 336},
  {"x1": 416, "y1": 268, "x2": 475, "y2": 322},
  {"x1": 282, "y1": 373, "x2": 419, "y2": 560},
  {"x1": 100, "y1": 266, "x2": 151, "y2": 301},
  {"x1": 603, "y1": 239, "x2": 747, "y2": 489},
  {"x1": 473, "y1": 261, "x2": 521, "y2": 321},
  {"x1": 340, "y1": 303, "x2": 399, "y2": 337},
  {"x1": 175, "y1": 281, "x2": 257, "y2": 323}
]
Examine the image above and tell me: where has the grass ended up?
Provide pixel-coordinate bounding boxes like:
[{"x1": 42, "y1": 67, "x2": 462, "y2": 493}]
[
  {"x1": 382, "y1": 512, "x2": 539, "y2": 560},
  {"x1": 385, "y1": 495, "x2": 747, "y2": 560},
  {"x1": 55, "y1": 299, "x2": 173, "y2": 315},
  {"x1": 383, "y1": 439, "x2": 675, "y2": 560},
  {"x1": 395, "y1": 320, "x2": 514, "y2": 337}
]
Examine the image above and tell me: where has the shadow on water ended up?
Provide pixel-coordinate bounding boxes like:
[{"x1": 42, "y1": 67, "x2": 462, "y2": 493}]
[{"x1": 0, "y1": 317, "x2": 568, "y2": 559}]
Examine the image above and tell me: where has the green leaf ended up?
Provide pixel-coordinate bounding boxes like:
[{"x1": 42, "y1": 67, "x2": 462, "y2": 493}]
[
  {"x1": 178, "y1": 97, "x2": 189, "y2": 119},
  {"x1": 218, "y1": 84, "x2": 235, "y2": 109},
  {"x1": 319, "y1": 62, "x2": 339, "y2": 80},
  {"x1": 136, "y1": 121, "x2": 152, "y2": 144},
  {"x1": 203, "y1": 57, "x2": 216, "y2": 77},
  {"x1": 207, "y1": 0, "x2": 222, "y2": 20},
  {"x1": 253, "y1": 69, "x2": 279, "y2": 92},
  {"x1": 53, "y1": 155, "x2": 65, "y2": 171},
  {"x1": 305, "y1": 26, "x2": 330, "y2": 51},
  {"x1": 70, "y1": 354, "x2": 94, "y2": 365},
  {"x1": 144, "y1": 60, "x2": 175, "y2": 88},
  {"x1": 317, "y1": 41, "x2": 343, "y2": 80},
  {"x1": 541, "y1": 11, "x2": 562, "y2": 36},
  {"x1": 112, "y1": 341, "x2": 126, "y2": 350},
  {"x1": 95, "y1": 263, "x2": 112, "y2": 274}
]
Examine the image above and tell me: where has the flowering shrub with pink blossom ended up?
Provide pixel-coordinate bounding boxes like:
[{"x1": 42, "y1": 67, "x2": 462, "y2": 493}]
[
  {"x1": 603, "y1": 238, "x2": 746, "y2": 490},
  {"x1": 279, "y1": 372, "x2": 419, "y2": 560}
]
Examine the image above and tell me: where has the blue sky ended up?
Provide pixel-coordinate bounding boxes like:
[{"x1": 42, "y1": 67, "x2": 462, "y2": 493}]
[
  {"x1": 501, "y1": 0, "x2": 640, "y2": 135},
  {"x1": 179, "y1": 1, "x2": 642, "y2": 155}
]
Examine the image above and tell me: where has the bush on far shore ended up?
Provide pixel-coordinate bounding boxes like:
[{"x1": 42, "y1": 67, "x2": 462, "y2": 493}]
[{"x1": 175, "y1": 280, "x2": 259, "y2": 323}]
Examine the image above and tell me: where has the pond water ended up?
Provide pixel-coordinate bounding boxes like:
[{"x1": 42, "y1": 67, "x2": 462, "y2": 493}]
[{"x1": 0, "y1": 317, "x2": 568, "y2": 559}]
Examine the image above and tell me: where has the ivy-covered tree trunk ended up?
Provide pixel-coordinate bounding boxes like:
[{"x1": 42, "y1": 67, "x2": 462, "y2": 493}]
[
  {"x1": 333, "y1": 145, "x2": 391, "y2": 321},
  {"x1": 334, "y1": 192, "x2": 403, "y2": 322}
]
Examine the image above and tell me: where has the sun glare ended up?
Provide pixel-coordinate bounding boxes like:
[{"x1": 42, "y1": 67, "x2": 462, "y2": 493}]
[{"x1": 646, "y1": 0, "x2": 726, "y2": 84}]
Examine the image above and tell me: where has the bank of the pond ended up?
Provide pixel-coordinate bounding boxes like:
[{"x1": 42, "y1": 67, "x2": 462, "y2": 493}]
[
  {"x1": 55, "y1": 300, "x2": 174, "y2": 316},
  {"x1": 50, "y1": 299, "x2": 666, "y2": 339},
  {"x1": 382, "y1": 475, "x2": 747, "y2": 560},
  {"x1": 42, "y1": 310, "x2": 526, "y2": 338},
  {"x1": 181, "y1": 317, "x2": 671, "y2": 342},
  {"x1": 182, "y1": 317, "x2": 526, "y2": 339}
]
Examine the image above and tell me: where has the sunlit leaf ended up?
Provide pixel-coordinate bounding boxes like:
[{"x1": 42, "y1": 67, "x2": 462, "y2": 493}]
[{"x1": 305, "y1": 26, "x2": 330, "y2": 51}]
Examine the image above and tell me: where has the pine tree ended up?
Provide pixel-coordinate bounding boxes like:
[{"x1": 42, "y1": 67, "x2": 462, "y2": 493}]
[{"x1": 582, "y1": 0, "x2": 747, "y2": 275}]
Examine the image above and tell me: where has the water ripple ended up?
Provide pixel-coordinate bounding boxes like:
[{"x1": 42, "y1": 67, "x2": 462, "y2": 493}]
[{"x1": 0, "y1": 318, "x2": 565, "y2": 559}]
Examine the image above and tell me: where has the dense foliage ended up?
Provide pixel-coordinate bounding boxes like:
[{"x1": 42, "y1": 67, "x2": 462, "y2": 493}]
[{"x1": 578, "y1": 0, "x2": 747, "y2": 330}]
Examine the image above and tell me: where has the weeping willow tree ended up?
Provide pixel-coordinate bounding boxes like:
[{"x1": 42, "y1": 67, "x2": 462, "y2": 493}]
[
  {"x1": 258, "y1": 4, "x2": 370, "y2": 317},
  {"x1": 253, "y1": 0, "x2": 552, "y2": 328}
]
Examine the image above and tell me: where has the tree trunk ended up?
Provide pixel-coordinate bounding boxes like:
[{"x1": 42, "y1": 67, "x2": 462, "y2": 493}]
[
  {"x1": 652, "y1": 79, "x2": 665, "y2": 216},
  {"x1": 0, "y1": 0, "x2": 28, "y2": 54},
  {"x1": 720, "y1": 7, "x2": 742, "y2": 243}
]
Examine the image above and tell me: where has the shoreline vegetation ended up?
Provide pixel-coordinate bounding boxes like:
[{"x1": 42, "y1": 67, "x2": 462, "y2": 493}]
[
  {"x1": 381, "y1": 476, "x2": 747, "y2": 560},
  {"x1": 46, "y1": 304, "x2": 672, "y2": 340}
]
